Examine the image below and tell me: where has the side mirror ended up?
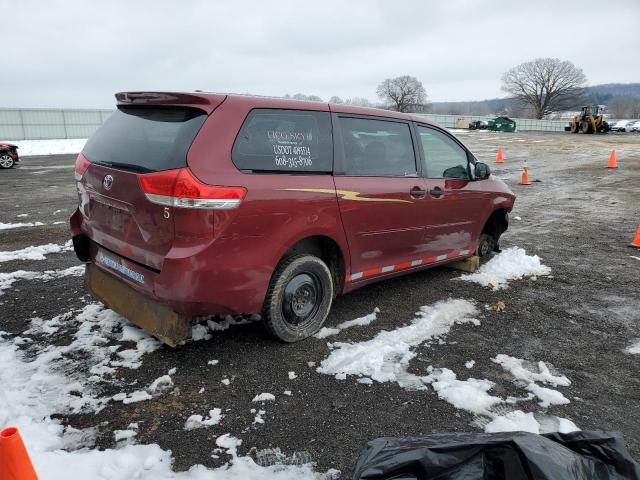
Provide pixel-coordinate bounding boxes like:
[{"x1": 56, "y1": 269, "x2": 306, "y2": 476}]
[{"x1": 474, "y1": 162, "x2": 490, "y2": 180}]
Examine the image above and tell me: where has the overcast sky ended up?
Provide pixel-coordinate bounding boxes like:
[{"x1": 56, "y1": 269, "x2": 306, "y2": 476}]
[{"x1": 3, "y1": 0, "x2": 639, "y2": 109}]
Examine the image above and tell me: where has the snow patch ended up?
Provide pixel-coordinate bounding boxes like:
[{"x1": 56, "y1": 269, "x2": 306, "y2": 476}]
[
  {"x1": 493, "y1": 354, "x2": 570, "y2": 408},
  {"x1": 485, "y1": 411, "x2": 540, "y2": 433},
  {"x1": 314, "y1": 308, "x2": 380, "y2": 339},
  {"x1": 112, "y1": 390, "x2": 153, "y2": 404},
  {"x1": 7, "y1": 138, "x2": 87, "y2": 156},
  {"x1": 252, "y1": 409, "x2": 266, "y2": 425},
  {"x1": 424, "y1": 368, "x2": 502, "y2": 415},
  {"x1": 114, "y1": 429, "x2": 138, "y2": 442},
  {"x1": 184, "y1": 409, "x2": 223, "y2": 430},
  {"x1": 189, "y1": 315, "x2": 259, "y2": 342},
  {"x1": 492, "y1": 354, "x2": 570, "y2": 387},
  {"x1": 458, "y1": 247, "x2": 551, "y2": 290},
  {"x1": 0, "y1": 241, "x2": 72, "y2": 263},
  {"x1": 252, "y1": 393, "x2": 276, "y2": 402},
  {"x1": 486, "y1": 410, "x2": 580, "y2": 434},
  {"x1": 317, "y1": 299, "x2": 478, "y2": 386},
  {"x1": 526, "y1": 383, "x2": 570, "y2": 408},
  {"x1": 0, "y1": 221, "x2": 45, "y2": 230},
  {"x1": 625, "y1": 339, "x2": 640, "y2": 354},
  {"x1": 0, "y1": 265, "x2": 85, "y2": 296}
]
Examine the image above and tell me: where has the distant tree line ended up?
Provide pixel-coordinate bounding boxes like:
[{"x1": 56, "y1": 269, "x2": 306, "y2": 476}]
[
  {"x1": 283, "y1": 63, "x2": 640, "y2": 119},
  {"x1": 282, "y1": 93, "x2": 376, "y2": 108}
]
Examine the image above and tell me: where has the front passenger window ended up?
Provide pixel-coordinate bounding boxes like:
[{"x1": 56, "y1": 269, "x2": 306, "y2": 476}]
[{"x1": 417, "y1": 126, "x2": 470, "y2": 180}]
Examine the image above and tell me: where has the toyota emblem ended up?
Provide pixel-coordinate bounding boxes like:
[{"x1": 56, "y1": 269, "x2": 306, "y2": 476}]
[{"x1": 103, "y1": 174, "x2": 114, "y2": 190}]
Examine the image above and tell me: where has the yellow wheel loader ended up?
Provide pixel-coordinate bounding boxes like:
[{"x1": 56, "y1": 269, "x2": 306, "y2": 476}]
[{"x1": 569, "y1": 106, "x2": 609, "y2": 134}]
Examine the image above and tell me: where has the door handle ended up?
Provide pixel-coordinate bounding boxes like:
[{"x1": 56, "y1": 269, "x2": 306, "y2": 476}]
[
  {"x1": 429, "y1": 187, "x2": 444, "y2": 198},
  {"x1": 410, "y1": 186, "x2": 426, "y2": 198}
]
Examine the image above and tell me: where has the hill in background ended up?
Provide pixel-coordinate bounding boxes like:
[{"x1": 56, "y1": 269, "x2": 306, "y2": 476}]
[{"x1": 425, "y1": 83, "x2": 640, "y2": 119}]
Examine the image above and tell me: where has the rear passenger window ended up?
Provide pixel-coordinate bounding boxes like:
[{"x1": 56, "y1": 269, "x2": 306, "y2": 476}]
[
  {"x1": 416, "y1": 126, "x2": 470, "y2": 180},
  {"x1": 337, "y1": 117, "x2": 417, "y2": 177},
  {"x1": 232, "y1": 109, "x2": 332, "y2": 173}
]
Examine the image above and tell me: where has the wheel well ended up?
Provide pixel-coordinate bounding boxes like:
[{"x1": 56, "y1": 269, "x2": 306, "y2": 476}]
[
  {"x1": 482, "y1": 209, "x2": 509, "y2": 244},
  {"x1": 281, "y1": 236, "x2": 345, "y2": 296}
]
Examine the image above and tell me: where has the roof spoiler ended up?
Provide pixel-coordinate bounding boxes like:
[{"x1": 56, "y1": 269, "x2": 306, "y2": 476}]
[{"x1": 115, "y1": 92, "x2": 226, "y2": 114}]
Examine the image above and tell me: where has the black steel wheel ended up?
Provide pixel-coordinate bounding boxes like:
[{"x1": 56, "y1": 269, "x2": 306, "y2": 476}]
[
  {"x1": 262, "y1": 254, "x2": 333, "y2": 342},
  {"x1": 477, "y1": 233, "x2": 496, "y2": 258}
]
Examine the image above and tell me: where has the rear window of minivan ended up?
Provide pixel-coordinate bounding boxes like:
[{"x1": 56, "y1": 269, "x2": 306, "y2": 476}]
[{"x1": 82, "y1": 106, "x2": 207, "y2": 173}]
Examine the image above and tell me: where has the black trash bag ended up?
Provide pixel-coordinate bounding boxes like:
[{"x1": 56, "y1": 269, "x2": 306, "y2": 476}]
[{"x1": 352, "y1": 431, "x2": 640, "y2": 480}]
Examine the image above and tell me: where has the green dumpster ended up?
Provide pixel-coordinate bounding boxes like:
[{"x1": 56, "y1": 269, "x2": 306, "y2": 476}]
[{"x1": 487, "y1": 116, "x2": 516, "y2": 132}]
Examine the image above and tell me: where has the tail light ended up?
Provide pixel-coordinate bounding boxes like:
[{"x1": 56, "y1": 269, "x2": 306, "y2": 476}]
[
  {"x1": 138, "y1": 168, "x2": 246, "y2": 210},
  {"x1": 74, "y1": 155, "x2": 91, "y2": 181}
]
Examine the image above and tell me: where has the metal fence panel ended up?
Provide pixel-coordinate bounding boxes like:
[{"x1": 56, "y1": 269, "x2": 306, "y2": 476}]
[
  {"x1": 23, "y1": 124, "x2": 67, "y2": 139},
  {"x1": 1, "y1": 108, "x2": 569, "y2": 141},
  {"x1": 415, "y1": 114, "x2": 567, "y2": 132},
  {"x1": 21, "y1": 110, "x2": 65, "y2": 125},
  {"x1": 0, "y1": 108, "x2": 114, "y2": 140},
  {"x1": 0, "y1": 124, "x2": 25, "y2": 140}
]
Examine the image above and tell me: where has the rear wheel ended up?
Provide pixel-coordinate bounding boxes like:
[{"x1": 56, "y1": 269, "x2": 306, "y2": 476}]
[
  {"x1": 477, "y1": 233, "x2": 496, "y2": 258},
  {"x1": 580, "y1": 121, "x2": 592, "y2": 134},
  {"x1": 262, "y1": 254, "x2": 333, "y2": 342},
  {"x1": 0, "y1": 154, "x2": 15, "y2": 169}
]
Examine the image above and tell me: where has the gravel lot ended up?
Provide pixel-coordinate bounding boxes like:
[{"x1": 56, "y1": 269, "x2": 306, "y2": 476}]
[{"x1": 1, "y1": 130, "x2": 639, "y2": 477}]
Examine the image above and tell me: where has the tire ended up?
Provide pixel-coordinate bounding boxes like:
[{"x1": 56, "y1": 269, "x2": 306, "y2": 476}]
[
  {"x1": 580, "y1": 122, "x2": 592, "y2": 134},
  {"x1": 570, "y1": 122, "x2": 579, "y2": 133},
  {"x1": 0, "y1": 154, "x2": 15, "y2": 169},
  {"x1": 477, "y1": 233, "x2": 496, "y2": 258},
  {"x1": 262, "y1": 254, "x2": 333, "y2": 342}
]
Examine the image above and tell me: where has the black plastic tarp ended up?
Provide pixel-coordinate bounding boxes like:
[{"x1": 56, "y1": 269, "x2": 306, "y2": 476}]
[{"x1": 353, "y1": 431, "x2": 640, "y2": 480}]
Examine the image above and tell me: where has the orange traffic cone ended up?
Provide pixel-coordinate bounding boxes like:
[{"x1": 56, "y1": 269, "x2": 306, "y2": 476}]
[
  {"x1": 519, "y1": 162, "x2": 531, "y2": 185},
  {"x1": 0, "y1": 427, "x2": 38, "y2": 480},
  {"x1": 607, "y1": 149, "x2": 618, "y2": 169},
  {"x1": 495, "y1": 147, "x2": 504, "y2": 164},
  {"x1": 630, "y1": 226, "x2": 640, "y2": 248}
]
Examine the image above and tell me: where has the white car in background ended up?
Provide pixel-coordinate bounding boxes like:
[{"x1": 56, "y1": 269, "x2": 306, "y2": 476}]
[
  {"x1": 609, "y1": 120, "x2": 635, "y2": 132},
  {"x1": 629, "y1": 120, "x2": 640, "y2": 132}
]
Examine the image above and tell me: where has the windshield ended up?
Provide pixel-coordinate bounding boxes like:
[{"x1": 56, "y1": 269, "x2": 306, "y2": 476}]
[{"x1": 82, "y1": 106, "x2": 207, "y2": 172}]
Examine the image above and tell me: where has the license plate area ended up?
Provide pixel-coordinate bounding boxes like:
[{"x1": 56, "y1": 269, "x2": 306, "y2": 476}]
[
  {"x1": 88, "y1": 191, "x2": 133, "y2": 234},
  {"x1": 92, "y1": 246, "x2": 155, "y2": 294}
]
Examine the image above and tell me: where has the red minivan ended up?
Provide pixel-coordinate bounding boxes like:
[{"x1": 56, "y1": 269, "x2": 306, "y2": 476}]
[{"x1": 70, "y1": 92, "x2": 514, "y2": 345}]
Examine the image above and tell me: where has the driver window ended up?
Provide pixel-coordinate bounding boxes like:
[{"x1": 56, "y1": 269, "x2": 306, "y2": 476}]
[{"x1": 416, "y1": 125, "x2": 470, "y2": 180}]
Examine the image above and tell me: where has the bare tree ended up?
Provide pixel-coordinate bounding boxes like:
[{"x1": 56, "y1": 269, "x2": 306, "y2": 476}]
[
  {"x1": 347, "y1": 97, "x2": 375, "y2": 108},
  {"x1": 501, "y1": 58, "x2": 586, "y2": 119},
  {"x1": 376, "y1": 75, "x2": 427, "y2": 112},
  {"x1": 291, "y1": 93, "x2": 323, "y2": 102},
  {"x1": 329, "y1": 96, "x2": 344, "y2": 104}
]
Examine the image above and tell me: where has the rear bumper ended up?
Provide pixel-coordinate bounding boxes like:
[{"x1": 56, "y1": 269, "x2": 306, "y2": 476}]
[
  {"x1": 85, "y1": 263, "x2": 190, "y2": 347},
  {"x1": 70, "y1": 209, "x2": 269, "y2": 318}
]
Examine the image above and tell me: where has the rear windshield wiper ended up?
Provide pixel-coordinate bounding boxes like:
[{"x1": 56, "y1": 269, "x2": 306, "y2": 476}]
[{"x1": 92, "y1": 160, "x2": 153, "y2": 173}]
